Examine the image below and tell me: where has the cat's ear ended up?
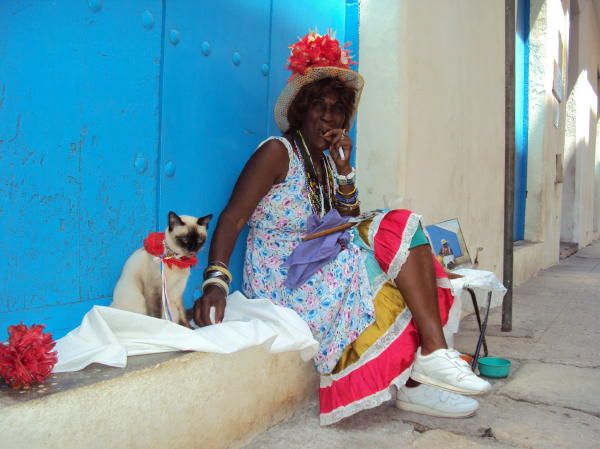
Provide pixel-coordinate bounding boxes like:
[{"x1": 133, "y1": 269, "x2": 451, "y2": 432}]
[
  {"x1": 197, "y1": 214, "x2": 213, "y2": 228},
  {"x1": 168, "y1": 211, "x2": 185, "y2": 231}
]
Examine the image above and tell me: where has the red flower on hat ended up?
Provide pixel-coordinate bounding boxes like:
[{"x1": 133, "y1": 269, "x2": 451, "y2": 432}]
[
  {"x1": 287, "y1": 31, "x2": 355, "y2": 80},
  {"x1": 0, "y1": 323, "x2": 58, "y2": 389}
]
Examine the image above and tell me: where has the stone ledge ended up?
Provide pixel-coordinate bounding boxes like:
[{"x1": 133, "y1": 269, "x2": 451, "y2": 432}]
[
  {"x1": 0, "y1": 347, "x2": 318, "y2": 449},
  {"x1": 0, "y1": 351, "x2": 189, "y2": 409},
  {"x1": 513, "y1": 241, "x2": 545, "y2": 285}
]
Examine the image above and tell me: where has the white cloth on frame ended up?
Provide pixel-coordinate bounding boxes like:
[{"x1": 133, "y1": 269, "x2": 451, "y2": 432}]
[
  {"x1": 53, "y1": 291, "x2": 319, "y2": 373},
  {"x1": 449, "y1": 268, "x2": 507, "y2": 314}
]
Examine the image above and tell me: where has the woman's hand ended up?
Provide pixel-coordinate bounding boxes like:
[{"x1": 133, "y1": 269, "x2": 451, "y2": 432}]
[
  {"x1": 193, "y1": 285, "x2": 227, "y2": 326},
  {"x1": 323, "y1": 128, "x2": 353, "y2": 174}
]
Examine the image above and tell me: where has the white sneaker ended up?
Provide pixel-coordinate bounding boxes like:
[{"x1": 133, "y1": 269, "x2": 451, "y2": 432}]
[
  {"x1": 396, "y1": 383, "x2": 479, "y2": 418},
  {"x1": 411, "y1": 348, "x2": 492, "y2": 396}
]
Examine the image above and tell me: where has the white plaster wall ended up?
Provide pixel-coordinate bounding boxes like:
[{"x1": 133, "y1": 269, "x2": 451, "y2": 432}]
[
  {"x1": 358, "y1": 0, "x2": 505, "y2": 276},
  {"x1": 560, "y1": 0, "x2": 600, "y2": 247},
  {"x1": 356, "y1": 0, "x2": 407, "y2": 209},
  {"x1": 357, "y1": 0, "x2": 599, "y2": 284},
  {"x1": 575, "y1": 0, "x2": 600, "y2": 244},
  {"x1": 520, "y1": 0, "x2": 569, "y2": 279},
  {"x1": 515, "y1": 0, "x2": 600, "y2": 281}
]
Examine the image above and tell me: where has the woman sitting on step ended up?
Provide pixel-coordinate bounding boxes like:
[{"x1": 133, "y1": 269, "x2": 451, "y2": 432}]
[{"x1": 193, "y1": 31, "x2": 490, "y2": 425}]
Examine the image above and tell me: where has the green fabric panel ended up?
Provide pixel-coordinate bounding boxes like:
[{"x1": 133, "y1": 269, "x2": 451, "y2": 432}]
[{"x1": 409, "y1": 224, "x2": 429, "y2": 248}]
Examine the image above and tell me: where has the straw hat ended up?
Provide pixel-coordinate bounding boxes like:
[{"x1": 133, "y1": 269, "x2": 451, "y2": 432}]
[{"x1": 274, "y1": 31, "x2": 365, "y2": 132}]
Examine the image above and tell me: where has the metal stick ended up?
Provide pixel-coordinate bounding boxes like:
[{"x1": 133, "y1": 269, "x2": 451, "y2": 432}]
[
  {"x1": 471, "y1": 291, "x2": 493, "y2": 371},
  {"x1": 467, "y1": 288, "x2": 488, "y2": 357}
]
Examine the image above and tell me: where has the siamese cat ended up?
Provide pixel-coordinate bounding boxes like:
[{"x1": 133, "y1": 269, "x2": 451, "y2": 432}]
[{"x1": 111, "y1": 211, "x2": 212, "y2": 327}]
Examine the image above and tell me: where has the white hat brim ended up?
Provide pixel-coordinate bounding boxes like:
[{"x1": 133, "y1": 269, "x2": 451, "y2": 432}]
[{"x1": 274, "y1": 66, "x2": 364, "y2": 132}]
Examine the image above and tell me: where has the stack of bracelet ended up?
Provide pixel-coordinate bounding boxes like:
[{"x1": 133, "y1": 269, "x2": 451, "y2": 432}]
[
  {"x1": 201, "y1": 261, "x2": 232, "y2": 297},
  {"x1": 335, "y1": 167, "x2": 359, "y2": 212},
  {"x1": 335, "y1": 184, "x2": 360, "y2": 212}
]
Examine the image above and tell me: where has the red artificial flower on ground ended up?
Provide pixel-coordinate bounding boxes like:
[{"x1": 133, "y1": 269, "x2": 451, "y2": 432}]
[
  {"x1": 287, "y1": 31, "x2": 355, "y2": 80},
  {"x1": 0, "y1": 323, "x2": 58, "y2": 389}
]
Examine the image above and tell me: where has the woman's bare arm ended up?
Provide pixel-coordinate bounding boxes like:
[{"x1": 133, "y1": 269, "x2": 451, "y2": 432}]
[{"x1": 193, "y1": 139, "x2": 290, "y2": 326}]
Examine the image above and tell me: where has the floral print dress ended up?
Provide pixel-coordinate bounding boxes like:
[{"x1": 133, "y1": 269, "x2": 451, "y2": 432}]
[{"x1": 242, "y1": 137, "x2": 376, "y2": 374}]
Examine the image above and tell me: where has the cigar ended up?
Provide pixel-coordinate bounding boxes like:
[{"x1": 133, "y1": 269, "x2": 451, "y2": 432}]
[{"x1": 301, "y1": 222, "x2": 356, "y2": 241}]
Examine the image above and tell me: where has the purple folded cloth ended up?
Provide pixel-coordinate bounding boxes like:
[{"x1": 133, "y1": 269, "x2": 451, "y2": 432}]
[{"x1": 282, "y1": 209, "x2": 350, "y2": 289}]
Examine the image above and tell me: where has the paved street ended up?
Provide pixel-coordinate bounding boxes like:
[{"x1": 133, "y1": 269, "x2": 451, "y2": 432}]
[{"x1": 243, "y1": 241, "x2": 600, "y2": 449}]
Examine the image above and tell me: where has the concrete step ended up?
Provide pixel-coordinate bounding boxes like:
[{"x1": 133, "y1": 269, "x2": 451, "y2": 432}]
[
  {"x1": 559, "y1": 241, "x2": 579, "y2": 260},
  {"x1": 0, "y1": 347, "x2": 317, "y2": 449}
]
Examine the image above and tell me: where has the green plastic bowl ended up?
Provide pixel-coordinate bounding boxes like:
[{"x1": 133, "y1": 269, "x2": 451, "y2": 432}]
[{"x1": 477, "y1": 357, "x2": 511, "y2": 378}]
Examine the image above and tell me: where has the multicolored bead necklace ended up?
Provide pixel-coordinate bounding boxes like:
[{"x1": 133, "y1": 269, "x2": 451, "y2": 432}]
[{"x1": 295, "y1": 130, "x2": 334, "y2": 216}]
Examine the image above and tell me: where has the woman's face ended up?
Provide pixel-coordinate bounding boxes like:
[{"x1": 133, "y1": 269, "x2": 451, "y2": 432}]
[{"x1": 300, "y1": 92, "x2": 346, "y2": 152}]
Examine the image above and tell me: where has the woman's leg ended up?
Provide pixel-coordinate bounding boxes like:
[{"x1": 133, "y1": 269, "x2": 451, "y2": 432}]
[
  {"x1": 368, "y1": 210, "x2": 490, "y2": 395},
  {"x1": 393, "y1": 244, "x2": 447, "y2": 355},
  {"x1": 393, "y1": 243, "x2": 491, "y2": 395},
  {"x1": 393, "y1": 245, "x2": 483, "y2": 414}
]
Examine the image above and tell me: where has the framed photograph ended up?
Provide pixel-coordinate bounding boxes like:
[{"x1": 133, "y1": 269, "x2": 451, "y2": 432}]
[{"x1": 425, "y1": 218, "x2": 472, "y2": 270}]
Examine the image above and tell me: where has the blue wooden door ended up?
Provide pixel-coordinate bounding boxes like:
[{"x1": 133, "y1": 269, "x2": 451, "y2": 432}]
[
  {"x1": 514, "y1": 0, "x2": 530, "y2": 240},
  {"x1": 158, "y1": 0, "x2": 355, "y2": 308},
  {"x1": 0, "y1": 1, "x2": 163, "y2": 337},
  {"x1": 0, "y1": 0, "x2": 356, "y2": 338},
  {"x1": 158, "y1": 0, "x2": 272, "y2": 300}
]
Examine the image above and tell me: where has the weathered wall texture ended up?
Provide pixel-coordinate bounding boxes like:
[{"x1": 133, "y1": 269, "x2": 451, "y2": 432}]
[
  {"x1": 357, "y1": 0, "x2": 505, "y2": 276},
  {"x1": 516, "y1": 0, "x2": 600, "y2": 283},
  {"x1": 516, "y1": 0, "x2": 570, "y2": 283},
  {"x1": 560, "y1": 0, "x2": 600, "y2": 246}
]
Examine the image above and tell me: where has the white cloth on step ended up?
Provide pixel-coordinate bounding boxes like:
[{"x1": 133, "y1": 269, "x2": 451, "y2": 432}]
[{"x1": 53, "y1": 291, "x2": 319, "y2": 373}]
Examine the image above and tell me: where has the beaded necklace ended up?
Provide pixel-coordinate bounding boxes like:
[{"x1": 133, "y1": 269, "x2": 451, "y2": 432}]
[{"x1": 294, "y1": 131, "x2": 334, "y2": 216}]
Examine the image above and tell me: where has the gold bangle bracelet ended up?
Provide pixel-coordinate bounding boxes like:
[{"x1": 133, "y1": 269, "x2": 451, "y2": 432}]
[
  {"x1": 204, "y1": 265, "x2": 232, "y2": 283},
  {"x1": 337, "y1": 185, "x2": 357, "y2": 196},
  {"x1": 201, "y1": 277, "x2": 229, "y2": 296}
]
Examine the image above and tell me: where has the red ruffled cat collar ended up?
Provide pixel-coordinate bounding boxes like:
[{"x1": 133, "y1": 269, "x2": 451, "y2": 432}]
[{"x1": 143, "y1": 232, "x2": 198, "y2": 269}]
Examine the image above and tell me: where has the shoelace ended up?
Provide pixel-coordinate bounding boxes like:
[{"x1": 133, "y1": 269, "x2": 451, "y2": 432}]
[{"x1": 447, "y1": 349, "x2": 477, "y2": 380}]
